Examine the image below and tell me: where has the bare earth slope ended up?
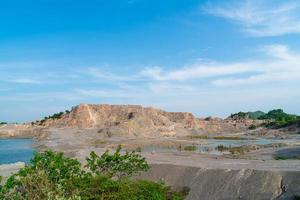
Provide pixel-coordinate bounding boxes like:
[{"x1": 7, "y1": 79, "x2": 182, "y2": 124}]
[{"x1": 42, "y1": 104, "x2": 259, "y2": 136}]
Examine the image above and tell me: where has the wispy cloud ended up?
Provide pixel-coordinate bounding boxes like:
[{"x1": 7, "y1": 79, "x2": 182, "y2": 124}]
[
  {"x1": 81, "y1": 67, "x2": 142, "y2": 82},
  {"x1": 141, "y1": 44, "x2": 300, "y2": 86},
  {"x1": 204, "y1": 0, "x2": 300, "y2": 37},
  {"x1": 212, "y1": 44, "x2": 300, "y2": 86},
  {"x1": 148, "y1": 83, "x2": 195, "y2": 94},
  {"x1": 141, "y1": 63, "x2": 258, "y2": 81},
  {"x1": 10, "y1": 78, "x2": 42, "y2": 84}
]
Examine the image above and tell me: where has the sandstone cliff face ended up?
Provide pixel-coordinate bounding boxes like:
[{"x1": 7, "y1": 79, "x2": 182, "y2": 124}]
[{"x1": 42, "y1": 104, "x2": 259, "y2": 136}]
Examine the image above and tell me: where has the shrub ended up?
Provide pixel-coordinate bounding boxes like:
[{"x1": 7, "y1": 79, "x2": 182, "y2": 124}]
[
  {"x1": 274, "y1": 155, "x2": 300, "y2": 160},
  {"x1": 0, "y1": 149, "x2": 184, "y2": 200},
  {"x1": 86, "y1": 145, "x2": 149, "y2": 179},
  {"x1": 248, "y1": 124, "x2": 257, "y2": 130},
  {"x1": 77, "y1": 176, "x2": 184, "y2": 200},
  {"x1": 0, "y1": 150, "x2": 87, "y2": 199},
  {"x1": 183, "y1": 145, "x2": 197, "y2": 151},
  {"x1": 215, "y1": 145, "x2": 229, "y2": 152}
]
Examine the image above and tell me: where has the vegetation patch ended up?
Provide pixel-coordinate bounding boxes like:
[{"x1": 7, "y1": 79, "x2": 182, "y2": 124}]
[
  {"x1": 229, "y1": 109, "x2": 300, "y2": 129},
  {"x1": 229, "y1": 111, "x2": 265, "y2": 120},
  {"x1": 215, "y1": 145, "x2": 257, "y2": 155},
  {"x1": 248, "y1": 124, "x2": 257, "y2": 130},
  {"x1": 189, "y1": 135, "x2": 208, "y2": 139},
  {"x1": 92, "y1": 139, "x2": 107, "y2": 146},
  {"x1": 212, "y1": 136, "x2": 242, "y2": 140},
  {"x1": 215, "y1": 145, "x2": 230, "y2": 152},
  {"x1": 0, "y1": 146, "x2": 185, "y2": 200},
  {"x1": 34, "y1": 110, "x2": 71, "y2": 126},
  {"x1": 0, "y1": 122, "x2": 7, "y2": 127},
  {"x1": 259, "y1": 109, "x2": 300, "y2": 129},
  {"x1": 183, "y1": 145, "x2": 197, "y2": 151},
  {"x1": 274, "y1": 155, "x2": 300, "y2": 160},
  {"x1": 189, "y1": 135, "x2": 245, "y2": 140}
]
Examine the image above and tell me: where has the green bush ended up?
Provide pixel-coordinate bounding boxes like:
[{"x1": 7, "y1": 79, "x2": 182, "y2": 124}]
[
  {"x1": 215, "y1": 145, "x2": 229, "y2": 152},
  {"x1": 77, "y1": 176, "x2": 183, "y2": 200},
  {"x1": 0, "y1": 150, "x2": 87, "y2": 199},
  {"x1": 183, "y1": 145, "x2": 197, "y2": 151},
  {"x1": 0, "y1": 148, "x2": 183, "y2": 200},
  {"x1": 86, "y1": 145, "x2": 149, "y2": 179}
]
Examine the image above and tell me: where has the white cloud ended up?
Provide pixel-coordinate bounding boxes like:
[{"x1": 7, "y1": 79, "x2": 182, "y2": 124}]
[
  {"x1": 148, "y1": 83, "x2": 195, "y2": 94},
  {"x1": 204, "y1": 0, "x2": 300, "y2": 37},
  {"x1": 84, "y1": 67, "x2": 141, "y2": 82},
  {"x1": 141, "y1": 44, "x2": 300, "y2": 86},
  {"x1": 10, "y1": 78, "x2": 42, "y2": 84},
  {"x1": 141, "y1": 63, "x2": 259, "y2": 81},
  {"x1": 74, "y1": 88, "x2": 135, "y2": 98}
]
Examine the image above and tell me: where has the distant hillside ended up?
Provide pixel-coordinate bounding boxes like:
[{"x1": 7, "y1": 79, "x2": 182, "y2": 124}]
[
  {"x1": 258, "y1": 109, "x2": 300, "y2": 128},
  {"x1": 0, "y1": 122, "x2": 7, "y2": 126},
  {"x1": 248, "y1": 111, "x2": 266, "y2": 119},
  {"x1": 258, "y1": 109, "x2": 297, "y2": 120},
  {"x1": 228, "y1": 111, "x2": 265, "y2": 120}
]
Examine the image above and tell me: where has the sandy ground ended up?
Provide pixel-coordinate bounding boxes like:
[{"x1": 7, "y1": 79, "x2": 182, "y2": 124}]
[
  {"x1": 1, "y1": 127, "x2": 300, "y2": 180},
  {"x1": 1, "y1": 127, "x2": 300, "y2": 199},
  {"x1": 0, "y1": 162, "x2": 25, "y2": 182},
  {"x1": 32, "y1": 128, "x2": 300, "y2": 171},
  {"x1": 74, "y1": 147, "x2": 300, "y2": 172}
]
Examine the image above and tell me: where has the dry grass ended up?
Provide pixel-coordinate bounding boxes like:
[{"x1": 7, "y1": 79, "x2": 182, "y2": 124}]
[
  {"x1": 92, "y1": 139, "x2": 107, "y2": 146},
  {"x1": 190, "y1": 135, "x2": 245, "y2": 140},
  {"x1": 212, "y1": 136, "x2": 242, "y2": 140},
  {"x1": 189, "y1": 135, "x2": 208, "y2": 139}
]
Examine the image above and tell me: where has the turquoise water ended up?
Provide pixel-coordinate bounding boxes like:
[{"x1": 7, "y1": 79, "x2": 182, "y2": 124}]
[{"x1": 0, "y1": 139, "x2": 35, "y2": 164}]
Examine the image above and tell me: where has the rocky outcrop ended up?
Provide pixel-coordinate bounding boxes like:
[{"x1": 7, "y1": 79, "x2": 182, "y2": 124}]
[
  {"x1": 40, "y1": 104, "x2": 262, "y2": 137},
  {"x1": 140, "y1": 164, "x2": 300, "y2": 200}
]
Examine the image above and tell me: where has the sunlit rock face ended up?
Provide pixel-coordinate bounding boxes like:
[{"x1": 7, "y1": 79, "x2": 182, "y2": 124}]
[{"x1": 41, "y1": 104, "x2": 260, "y2": 137}]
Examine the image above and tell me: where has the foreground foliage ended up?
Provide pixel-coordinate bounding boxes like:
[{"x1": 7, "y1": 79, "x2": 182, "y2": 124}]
[
  {"x1": 86, "y1": 145, "x2": 149, "y2": 179},
  {"x1": 0, "y1": 148, "x2": 184, "y2": 200}
]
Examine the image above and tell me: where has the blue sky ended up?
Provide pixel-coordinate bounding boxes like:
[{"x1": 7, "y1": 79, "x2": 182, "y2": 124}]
[{"x1": 1, "y1": 0, "x2": 300, "y2": 122}]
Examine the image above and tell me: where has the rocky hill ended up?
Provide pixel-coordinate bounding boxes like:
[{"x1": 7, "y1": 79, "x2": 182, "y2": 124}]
[{"x1": 37, "y1": 104, "x2": 260, "y2": 137}]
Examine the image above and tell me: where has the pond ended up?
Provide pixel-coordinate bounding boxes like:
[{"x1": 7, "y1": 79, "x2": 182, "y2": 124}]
[
  {"x1": 0, "y1": 139, "x2": 35, "y2": 165},
  {"x1": 137, "y1": 138, "x2": 300, "y2": 155}
]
